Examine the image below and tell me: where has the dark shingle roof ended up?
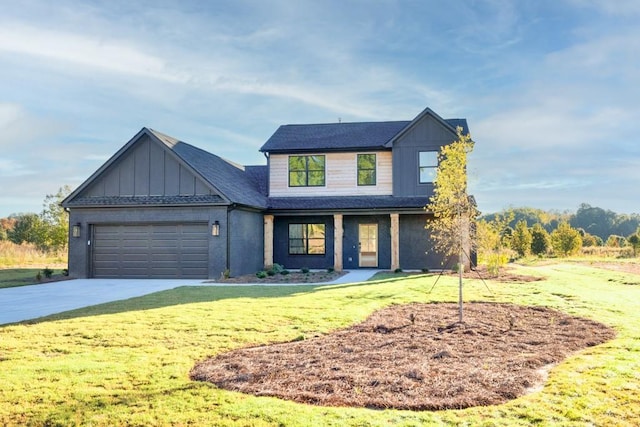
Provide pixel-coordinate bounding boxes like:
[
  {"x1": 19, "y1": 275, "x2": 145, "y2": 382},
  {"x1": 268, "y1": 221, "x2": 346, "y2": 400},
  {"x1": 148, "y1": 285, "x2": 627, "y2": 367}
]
[
  {"x1": 64, "y1": 195, "x2": 225, "y2": 207},
  {"x1": 260, "y1": 121, "x2": 410, "y2": 153},
  {"x1": 244, "y1": 165, "x2": 269, "y2": 196},
  {"x1": 267, "y1": 196, "x2": 430, "y2": 211},
  {"x1": 259, "y1": 117, "x2": 469, "y2": 154},
  {"x1": 150, "y1": 131, "x2": 267, "y2": 209}
]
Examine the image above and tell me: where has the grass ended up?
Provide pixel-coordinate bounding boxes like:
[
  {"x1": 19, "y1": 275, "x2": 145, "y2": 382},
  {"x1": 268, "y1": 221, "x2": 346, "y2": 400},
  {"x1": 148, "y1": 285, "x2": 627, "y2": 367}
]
[
  {"x1": 0, "y1": 240, "x2": 67, "y2": 268},
  {"x1": 0, "y1": 268, "x2": 68, "y2": 289},
  {"x1": 1, "y1": 261, "x2": 639, "y2": 425}
]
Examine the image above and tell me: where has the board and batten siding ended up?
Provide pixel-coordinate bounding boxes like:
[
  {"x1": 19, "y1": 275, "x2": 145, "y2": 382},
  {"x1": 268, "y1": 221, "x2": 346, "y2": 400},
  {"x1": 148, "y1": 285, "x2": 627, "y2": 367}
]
[
  {"x1": 268, "y1": 151, "x2": 392, "y2": 197},
  {"x1": 84, "y1": 134, "x2": 212, "y2": 198}
]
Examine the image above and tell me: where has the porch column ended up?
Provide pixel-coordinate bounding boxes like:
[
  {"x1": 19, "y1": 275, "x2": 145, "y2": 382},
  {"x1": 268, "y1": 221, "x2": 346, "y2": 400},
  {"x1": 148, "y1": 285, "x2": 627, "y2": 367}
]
[
  {"x1": 264, "y1": 215, "x2": 274, "y2": 268},
  {"x1": 333, "y1": 214, "x2": 343, "y2": 271},
  {"x1": 390, "y1": 213, "x2": 400, "y2": 271}
]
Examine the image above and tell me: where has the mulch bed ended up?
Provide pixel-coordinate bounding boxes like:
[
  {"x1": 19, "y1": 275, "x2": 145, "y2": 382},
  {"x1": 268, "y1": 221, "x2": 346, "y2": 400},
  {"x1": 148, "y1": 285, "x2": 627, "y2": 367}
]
[
  {"x1": 212, "y1": 270, "x2": 347, "y2": 284},
  {"x1": 191, "y1": 302, "x2": 615, "y2": 410}
]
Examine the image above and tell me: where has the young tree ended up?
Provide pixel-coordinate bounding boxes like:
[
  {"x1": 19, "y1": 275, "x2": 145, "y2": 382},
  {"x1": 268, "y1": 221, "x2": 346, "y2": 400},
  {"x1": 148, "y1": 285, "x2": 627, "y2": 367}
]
[
  {"x1": 425, "y1": 127, "x2": 476, "y2": 322},
  {"x1": 627, "y1": 233, "x2": 640, "y2": 257},
  {"x1": 40, "y1": 185, "x2": 71, "y2": 250},
  {"x1": 551, "y1": 222, "x2": 582, "y2": 257},
  {"x1": 530, "y1": 223, "x2": 550, "y2": 256},
  {"x1": 475, "y1": 211, "x2": 514, "y2": 275},
  {"x1": 511, "y1": 219, "x2": 532, "y2": 258}
]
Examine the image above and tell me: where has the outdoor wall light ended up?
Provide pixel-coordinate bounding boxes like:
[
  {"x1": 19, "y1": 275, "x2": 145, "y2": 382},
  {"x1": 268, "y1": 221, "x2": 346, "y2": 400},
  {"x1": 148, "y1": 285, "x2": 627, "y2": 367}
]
[
  {"x1": 72, "y1": 223, "x2": 81, "y2": 238},
  {"x1": 212, "y1": 220, "x2": 220, "y2": 236}
]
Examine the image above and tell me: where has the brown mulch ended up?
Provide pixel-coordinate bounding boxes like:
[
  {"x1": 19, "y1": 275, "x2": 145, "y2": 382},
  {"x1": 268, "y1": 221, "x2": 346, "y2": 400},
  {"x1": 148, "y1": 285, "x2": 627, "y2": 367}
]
[
  {"x1": 212, "y1": 270, "x2": 347, "y2": 284},
  {"x1": 191, "y1": 302, "x2": 615, "y2": 410}
]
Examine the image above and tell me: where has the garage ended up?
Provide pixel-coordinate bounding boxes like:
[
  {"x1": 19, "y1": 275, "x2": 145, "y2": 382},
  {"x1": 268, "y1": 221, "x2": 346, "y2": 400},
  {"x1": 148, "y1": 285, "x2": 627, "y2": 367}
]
[{"x1": 91, "y1": 223, "x2": 209, "y2": 279}]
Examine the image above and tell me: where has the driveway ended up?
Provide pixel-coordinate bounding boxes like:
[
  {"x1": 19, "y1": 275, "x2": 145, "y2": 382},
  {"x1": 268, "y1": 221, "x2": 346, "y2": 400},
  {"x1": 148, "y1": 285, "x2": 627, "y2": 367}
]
[{"x1": 0, "y1": 270, "x2": 379, "y2": 325}]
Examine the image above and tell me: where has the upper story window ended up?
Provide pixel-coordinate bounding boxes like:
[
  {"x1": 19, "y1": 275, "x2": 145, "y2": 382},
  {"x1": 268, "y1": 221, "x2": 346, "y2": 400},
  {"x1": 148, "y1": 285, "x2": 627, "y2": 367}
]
[
  {"x1": 289, "y1": 155, "x2": 325, "y2": 187},
  {"x1": 289, "y1": 223, "x2": 326, "y2": 255},
  {"x1": 419, "y1": 151, "x2": 438, "y2": 184},
  {"x1": 357, "y1": 154, "x2": 376, "y2": 186}
]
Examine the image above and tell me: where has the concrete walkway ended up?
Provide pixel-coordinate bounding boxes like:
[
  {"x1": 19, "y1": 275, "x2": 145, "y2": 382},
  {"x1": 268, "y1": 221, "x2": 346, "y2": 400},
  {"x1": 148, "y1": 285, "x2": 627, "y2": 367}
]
[{"x1": 0, "y1": 270, "x2": 381, "y2": 325}]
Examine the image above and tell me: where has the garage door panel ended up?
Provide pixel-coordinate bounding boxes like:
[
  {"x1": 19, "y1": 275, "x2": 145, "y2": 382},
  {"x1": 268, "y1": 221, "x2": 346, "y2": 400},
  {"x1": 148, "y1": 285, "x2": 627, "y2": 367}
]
[{"x1": 92, "y1": 223, "x2": 209, "y2": 279}]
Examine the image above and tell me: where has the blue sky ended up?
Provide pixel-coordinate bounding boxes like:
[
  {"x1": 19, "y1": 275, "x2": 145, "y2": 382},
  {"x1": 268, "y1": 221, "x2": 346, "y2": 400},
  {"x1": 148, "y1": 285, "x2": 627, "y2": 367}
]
[{"x1": 1, "y1": 0, "x2": 639, "y2": 217}]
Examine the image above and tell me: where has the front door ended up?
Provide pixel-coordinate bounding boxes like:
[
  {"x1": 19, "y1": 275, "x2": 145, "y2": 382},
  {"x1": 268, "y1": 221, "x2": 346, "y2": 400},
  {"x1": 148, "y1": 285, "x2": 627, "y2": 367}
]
[{"x1": 358, "y1": 224, "x2": 378, "y2": 267}]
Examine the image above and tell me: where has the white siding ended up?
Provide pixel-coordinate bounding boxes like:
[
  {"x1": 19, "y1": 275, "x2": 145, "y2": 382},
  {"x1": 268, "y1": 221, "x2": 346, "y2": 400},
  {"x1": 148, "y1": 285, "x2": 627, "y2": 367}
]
[{"x1": 269, "y1": 151, "x2": 392, "y2": 197}]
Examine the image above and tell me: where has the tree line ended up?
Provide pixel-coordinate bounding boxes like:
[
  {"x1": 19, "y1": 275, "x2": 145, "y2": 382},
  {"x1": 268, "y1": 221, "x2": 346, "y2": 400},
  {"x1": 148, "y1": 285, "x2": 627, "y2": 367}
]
[
  {"x1": 477, "y1": 204, "x2": 640, "y2": 273},
  {"x1": 0, "y1": 186, "x2": 71, "y2": 252}
]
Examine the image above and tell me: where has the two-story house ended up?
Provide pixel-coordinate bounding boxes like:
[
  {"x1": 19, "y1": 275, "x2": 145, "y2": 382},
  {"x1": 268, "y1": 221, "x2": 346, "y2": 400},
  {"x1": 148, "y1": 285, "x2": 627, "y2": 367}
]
[{"x1": 62, "y1": 107, "x2": 470, "y2": 279}]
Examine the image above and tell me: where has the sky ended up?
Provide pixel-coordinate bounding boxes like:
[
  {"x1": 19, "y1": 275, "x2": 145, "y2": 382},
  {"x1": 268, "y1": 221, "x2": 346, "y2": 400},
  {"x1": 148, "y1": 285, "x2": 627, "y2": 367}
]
[{"x1": 1, "y1": 0, "x2": 639, "y2": 218}]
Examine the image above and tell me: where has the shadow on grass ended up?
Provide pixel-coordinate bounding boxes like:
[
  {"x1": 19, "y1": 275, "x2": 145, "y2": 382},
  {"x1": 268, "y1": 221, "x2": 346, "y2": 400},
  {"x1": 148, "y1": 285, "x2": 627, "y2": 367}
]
[{"x1": 21, "y1": 276, "x2": 440, "y2": 325}]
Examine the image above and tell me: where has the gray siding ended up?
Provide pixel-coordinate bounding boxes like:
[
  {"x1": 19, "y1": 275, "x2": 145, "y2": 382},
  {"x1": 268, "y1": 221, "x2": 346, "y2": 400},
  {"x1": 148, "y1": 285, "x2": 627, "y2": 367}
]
[
  {"x1": 228, "y1": 209, "x2": 264, "y2": 277},
  {"x1": 392, "y1": 114, "x2": 458, "y2": 197},
  {"x1": 399, "y1": 214, "x2": 451, "y2": 270},
  {"x1": 67, "y1": 206, "x2": 229, "y2": 279},
  {"x1": 84, "y1": 134, "x2": 214, "y2": 198}
]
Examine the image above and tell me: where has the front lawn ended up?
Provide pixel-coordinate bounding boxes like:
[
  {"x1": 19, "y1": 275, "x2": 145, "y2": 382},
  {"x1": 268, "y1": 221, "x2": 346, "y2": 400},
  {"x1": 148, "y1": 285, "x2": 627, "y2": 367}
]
[
  {"x1": 0, "y1": 267, "x2": 68, "y2": 289},
  {"x1": 1, "y1": 262, "x2": 639, "y2": 425}
]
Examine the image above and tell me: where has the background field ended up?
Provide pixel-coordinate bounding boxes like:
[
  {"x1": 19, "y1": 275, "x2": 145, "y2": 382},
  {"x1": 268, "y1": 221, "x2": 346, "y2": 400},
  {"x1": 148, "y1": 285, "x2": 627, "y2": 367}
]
[{"x1": 1, "y1": 261, "x2": 639, "y2": 426}]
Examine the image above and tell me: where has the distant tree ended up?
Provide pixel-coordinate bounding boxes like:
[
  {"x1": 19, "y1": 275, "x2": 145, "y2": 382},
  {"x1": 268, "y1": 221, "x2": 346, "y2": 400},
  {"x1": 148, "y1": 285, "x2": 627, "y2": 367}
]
[
  {"x1": 7, "y1": 213, "x2": 46, "y2": 247},
  {"x1": 530, "y1": 223, "x2": 551, "y2": 256},
  {"x1": 476, "y1": 211, "x2": 514, "y2": 275},
  {"x1": 580, "y1": 231, "x2": 602, "y2": 247},
  {"x1": 551, "y1": 222, "x2": 582, "y2": 257},
  {"x1": 628, "y1": 233, "x2": 640, "y2": 257},
  {"x1": 605, "y1": 235, "x2": 627, "y2": 248},
  {"x1": 511, "y1": 220, "x2": 532, "y2": 257},
  {"x1": 425, "y1": 127, "x2": 476, "y2": 322},
  {"x1": 0, "y1": 217, "x2": 16, "y2": 241},
  {"x1": 40, "y1": 185, "x2": 71, "y2": 250}
]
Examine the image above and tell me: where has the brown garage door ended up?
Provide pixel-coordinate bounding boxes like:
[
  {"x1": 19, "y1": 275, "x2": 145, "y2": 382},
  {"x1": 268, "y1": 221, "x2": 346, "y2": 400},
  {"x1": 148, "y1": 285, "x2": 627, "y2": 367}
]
[{"x1": 92, "y1": 223, "x2": 209, "y2": 279}]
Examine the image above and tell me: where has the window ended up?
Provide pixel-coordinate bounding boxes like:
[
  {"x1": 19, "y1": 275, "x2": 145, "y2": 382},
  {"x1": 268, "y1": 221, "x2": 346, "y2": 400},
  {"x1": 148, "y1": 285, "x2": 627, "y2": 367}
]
[
  {"x1": 357, "y1": 154, "x2": 376, "y2": 186},
  {"x1": 289, "y1": 155, "x2": 325, "y2": 187},
  {"x1": 419, "y1": 151, "x2": 438, "y2": 183},
  {"x1": 289, "y1": 223, "x2": 326, "y2": 255}
]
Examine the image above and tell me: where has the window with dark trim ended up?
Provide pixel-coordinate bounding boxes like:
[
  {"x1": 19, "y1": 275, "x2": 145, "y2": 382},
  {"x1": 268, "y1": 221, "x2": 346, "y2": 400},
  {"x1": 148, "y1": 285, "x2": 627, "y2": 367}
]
[
  {"x1": 288, "y1": 155, "x2": 325, "y2": 187},
  {"x1": 419, "y1": 151, "x2": 438, "y2": 184},
  {"x1": 357, "y1": 153, "x2": 376, "y2": 186},
  {"x1": 288, "y1": 223, "x2": 326, "y2": 255}
]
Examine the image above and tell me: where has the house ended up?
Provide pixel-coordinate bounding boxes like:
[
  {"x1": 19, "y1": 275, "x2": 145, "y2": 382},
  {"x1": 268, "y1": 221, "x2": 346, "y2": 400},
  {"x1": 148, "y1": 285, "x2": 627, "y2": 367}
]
[{"x1": 62, "y1": 107, "x2": 470, "y2": 279}]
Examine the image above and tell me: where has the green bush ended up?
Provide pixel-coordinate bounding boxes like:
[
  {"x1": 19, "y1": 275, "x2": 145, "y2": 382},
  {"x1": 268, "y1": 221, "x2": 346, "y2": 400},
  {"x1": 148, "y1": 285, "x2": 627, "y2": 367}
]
[
  {"x1": 301, "y1": 267, "x2": 310, "y2": 274},
  {"x1": 280, "y1": 269, "x2": 290, "y2": 275},
  {"x1": 255, "y1": 271, "x2": 268, "y2": 279},
  {"x1": 43, "y1": 267, "x2": 54, "y2": 278},
  {"x1": 327, "y1": 267, "x2": 334, "y2": 273},
  {"x1": 394, "y1": 268, "x2": 403, "y2": 273}
]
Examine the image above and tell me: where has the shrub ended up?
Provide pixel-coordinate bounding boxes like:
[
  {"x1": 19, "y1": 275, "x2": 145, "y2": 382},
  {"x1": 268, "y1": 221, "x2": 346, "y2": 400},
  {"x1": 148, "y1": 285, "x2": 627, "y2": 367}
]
[
  {"x1": 327, "y1": 267, "x2": 334, "y2": 273},
  {"x1": 256, "y1": 271, "x2": 268, "y2": 279},
  {"x1": 266, "y1": 269, "x2": 276, "y2": 276},
  {"x1": 36, "y1": 271, "x2": 42, "y2": 281},
  {"x1": 394, "y1": 268, "x2": 403, "y2": 273},
  {"x1": 43, "y1": 267, "x2": 54, "y2": 278},
  {"x1": 421, "y1": 268, "x2": 430, "y2": 273},
  {"x1": 62, "y1": 268, "x2": 69, "y2": 276},
  {"x1": 280, "y1": 269, "x2": 290, "y2": 275},
  {"x1": 301, "y1": 267, "x2": 310, "y2": 274}
]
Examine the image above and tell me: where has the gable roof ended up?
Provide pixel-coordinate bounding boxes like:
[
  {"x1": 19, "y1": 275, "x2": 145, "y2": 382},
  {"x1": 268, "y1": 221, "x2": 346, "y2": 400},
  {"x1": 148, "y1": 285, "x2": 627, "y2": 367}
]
[
  {"x1": 167, "y1": 136, "x2": 266, "y2": 208},
  {"x1": 259, "y1": 107, "x2": 469, "y2": 154},
  {"x1": 62, "y1": 128, "x2": 266, "y2": 209},
  {"x1": 260, "y1": 121, "x2": 409, "y2": 153},
  {"x1": 384, "y1": 107, "x2": 468, "y2": 148}
]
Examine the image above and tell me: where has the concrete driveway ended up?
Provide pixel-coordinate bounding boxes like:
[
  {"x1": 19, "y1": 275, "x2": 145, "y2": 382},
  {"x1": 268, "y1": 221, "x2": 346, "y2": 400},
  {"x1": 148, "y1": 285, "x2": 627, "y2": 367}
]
[{"x1": 0, "y1": 270, "x2": 379, "y2": 325}]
